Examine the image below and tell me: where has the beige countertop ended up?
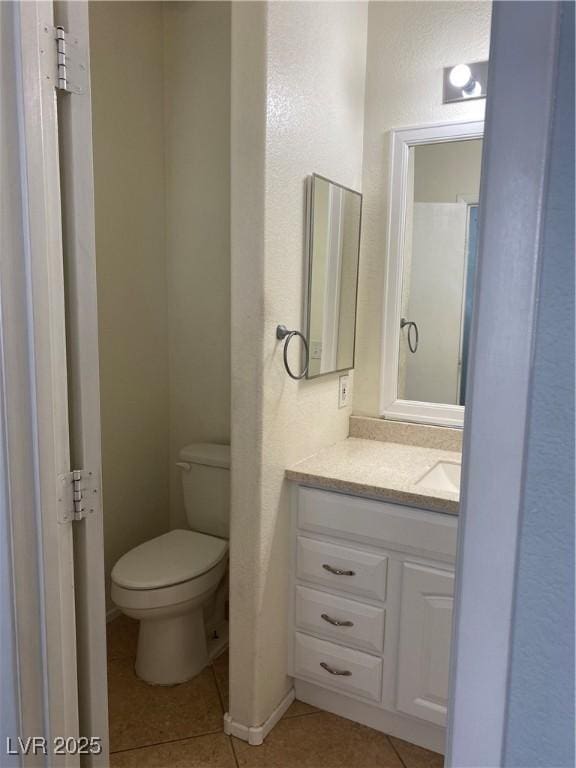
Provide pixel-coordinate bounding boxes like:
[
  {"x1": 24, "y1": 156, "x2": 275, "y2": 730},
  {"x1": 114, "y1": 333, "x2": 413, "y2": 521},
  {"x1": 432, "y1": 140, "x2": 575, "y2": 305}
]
[{"x1": 286, "y1": 437, "x2": 460, "y2": 515}]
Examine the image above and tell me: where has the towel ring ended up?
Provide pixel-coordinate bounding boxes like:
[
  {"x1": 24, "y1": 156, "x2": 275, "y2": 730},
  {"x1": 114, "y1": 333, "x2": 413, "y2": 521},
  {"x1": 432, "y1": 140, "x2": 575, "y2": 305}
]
[
  {"x1": 400, "y1": 317, "x2": 419, "y2": 354},
  {"x1": 276, "y1": 325, "x2": 309, "y2": 380}
]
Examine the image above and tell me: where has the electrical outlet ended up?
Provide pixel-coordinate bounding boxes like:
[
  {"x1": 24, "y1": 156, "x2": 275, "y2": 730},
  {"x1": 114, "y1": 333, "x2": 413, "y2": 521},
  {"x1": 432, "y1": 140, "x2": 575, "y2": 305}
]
[{"x1": 338, "y1": 374, "x2": 350, "y2": 408}]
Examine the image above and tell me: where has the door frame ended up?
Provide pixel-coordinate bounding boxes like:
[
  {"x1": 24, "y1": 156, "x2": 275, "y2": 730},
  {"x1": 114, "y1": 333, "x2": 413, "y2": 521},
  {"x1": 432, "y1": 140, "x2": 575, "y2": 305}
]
[
  {"x1": 3, "y1": 1, "x2": 108, "y2": 765},
  {"x1": 9, "y1": 1, "x2": 80, "y2": 762},
  {"x1": 447, "y1": 2, "x2": 563, "y2": 766},
  {"x1": 0, "y1": 2, "x2": 51, "y2": 759},
  {"x1": 53, "y1": 2, "x2": 109, "y2": 764}
]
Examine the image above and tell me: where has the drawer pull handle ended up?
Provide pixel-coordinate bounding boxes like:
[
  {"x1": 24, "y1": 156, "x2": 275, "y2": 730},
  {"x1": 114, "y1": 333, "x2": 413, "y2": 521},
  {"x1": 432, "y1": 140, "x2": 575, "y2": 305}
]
[
  {"x1": 321, "y1": 613, "x2": 354, "y2": 627},
  {"x1": 320, "y1": 661, "x2": 352, "y2": 677},
  {"x1": 322, "y1": 564, "x2": 355, "y2": 576}
]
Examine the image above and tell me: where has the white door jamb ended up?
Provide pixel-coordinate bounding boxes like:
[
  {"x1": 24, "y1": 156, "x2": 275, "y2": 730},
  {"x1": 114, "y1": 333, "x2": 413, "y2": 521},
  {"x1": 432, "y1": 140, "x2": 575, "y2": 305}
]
[{"x1": 447, "y1": 3, "x2": 562, "y2": 766}]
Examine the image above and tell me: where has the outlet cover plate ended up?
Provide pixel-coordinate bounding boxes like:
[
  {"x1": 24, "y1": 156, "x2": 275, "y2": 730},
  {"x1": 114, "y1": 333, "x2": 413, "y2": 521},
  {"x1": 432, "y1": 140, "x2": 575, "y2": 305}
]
[{"x1": 338, "y1": 374, "x2": 350, "y2": 408}]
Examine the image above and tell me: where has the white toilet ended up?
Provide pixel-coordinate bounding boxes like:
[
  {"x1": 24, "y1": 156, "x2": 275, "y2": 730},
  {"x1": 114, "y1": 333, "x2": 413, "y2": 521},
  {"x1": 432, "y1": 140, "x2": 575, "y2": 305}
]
[{"x1": 111, "y1": 443, "x2": 230, "y2": 685}]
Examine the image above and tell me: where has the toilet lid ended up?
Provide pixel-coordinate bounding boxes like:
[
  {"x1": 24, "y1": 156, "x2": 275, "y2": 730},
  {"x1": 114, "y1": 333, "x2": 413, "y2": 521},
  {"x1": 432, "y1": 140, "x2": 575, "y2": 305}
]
[{"x1": 111, "y1": 529, "x2": 228, "y2": 590}]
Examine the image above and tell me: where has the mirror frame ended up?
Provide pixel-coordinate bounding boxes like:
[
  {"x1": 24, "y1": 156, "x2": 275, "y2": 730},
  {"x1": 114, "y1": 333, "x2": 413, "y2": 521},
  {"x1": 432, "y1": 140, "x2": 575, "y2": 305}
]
[
  {"x1": 379, "y1": 119, "x2": 484, "y2": 427},
  {"x1": 305, "y1": 173, "x2": 363, "y2": 379}
]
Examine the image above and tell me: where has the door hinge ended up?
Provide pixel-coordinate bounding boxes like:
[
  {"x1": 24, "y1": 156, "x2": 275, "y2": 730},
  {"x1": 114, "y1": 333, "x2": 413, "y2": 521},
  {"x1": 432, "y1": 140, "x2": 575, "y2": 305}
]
[
  {"x1": 57, "y1": 470, "x2": 99, "y2": 524},
  {"x1": 42, "y1": 25, "x2": 87, "y2": 95}
]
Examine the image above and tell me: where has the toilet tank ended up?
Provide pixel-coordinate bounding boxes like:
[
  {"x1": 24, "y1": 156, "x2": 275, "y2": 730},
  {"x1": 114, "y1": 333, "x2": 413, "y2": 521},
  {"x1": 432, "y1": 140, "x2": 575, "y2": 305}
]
[{"x1": 178, "y1": 443, "x2": 230, "y2": 539}]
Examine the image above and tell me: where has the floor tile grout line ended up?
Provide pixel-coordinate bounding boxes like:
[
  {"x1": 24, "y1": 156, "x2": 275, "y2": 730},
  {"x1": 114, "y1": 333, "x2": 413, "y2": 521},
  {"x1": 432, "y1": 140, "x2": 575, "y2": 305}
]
[
  {"x1": 109, "y1": 705, "x2": 321, "y2": 756},
  {"x1": 109, "y1": 623, "x2": 418, "y2": 766},
  {"x1": 210, "y1": 662, "x2": 227, "y2": 715},
  {"x1": 387, "y1": 734, "x2": 409, "y2": 768},
  {"x1": 108, "y1": 631, "x2": 228, "y2": 756},
  {"x1": 109, "y1": 728, "x2": 226, "y2": 756},
  {"x1": 229, "y1": 733, "x2": 241, "y2": 768},
  {"x1": 283, "y1": 709, "x2": 321, "y2": 720},
  {"x1": 209, "y1": 653, "x2": 238, "y2": 768}
]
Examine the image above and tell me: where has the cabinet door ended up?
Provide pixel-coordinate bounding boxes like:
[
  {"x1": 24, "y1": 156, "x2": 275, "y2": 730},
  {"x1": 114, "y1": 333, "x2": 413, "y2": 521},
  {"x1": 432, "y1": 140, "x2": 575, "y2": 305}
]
[{"x1": 396, "y1": 562, "x2": 454, "y2": 726}]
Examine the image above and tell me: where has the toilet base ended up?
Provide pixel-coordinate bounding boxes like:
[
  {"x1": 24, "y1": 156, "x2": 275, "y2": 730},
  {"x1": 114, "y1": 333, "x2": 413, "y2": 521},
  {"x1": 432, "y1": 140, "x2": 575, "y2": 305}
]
[
  {"x1": 135, "y1": 607, "x2": 208, "y2": 685},
  {"x1": 111, "y1": 555, "x2": 228, "y2": 686}
]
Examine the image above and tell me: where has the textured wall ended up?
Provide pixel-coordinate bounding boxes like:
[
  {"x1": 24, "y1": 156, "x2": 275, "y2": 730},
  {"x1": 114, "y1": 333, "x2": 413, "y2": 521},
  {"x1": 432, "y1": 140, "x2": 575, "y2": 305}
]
[
  {"x1": 90, "y1": 2, "x2": 170, "y2": 609},
  {"x1": 503, "y1": 2, "x2": 575, "y2": 764},
  {"x1": 229, "y1": 0, "x2": 267, "y2": 727},
  {"x1": 354, "y1": 1, "x2": 491, "y2": 416},
  {"x1": 230, "y1": 0, "x2": 368, "y2": 727},
  {"x1": 163, "y1": 2, "x2": 231, "y2": 529}
]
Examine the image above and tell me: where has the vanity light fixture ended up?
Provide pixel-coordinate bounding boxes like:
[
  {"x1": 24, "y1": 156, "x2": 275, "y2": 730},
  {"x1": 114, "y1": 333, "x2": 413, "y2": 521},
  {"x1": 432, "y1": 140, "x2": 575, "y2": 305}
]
[{"x1": 443, "y1": 61, "x2": 488, "y2": 103}]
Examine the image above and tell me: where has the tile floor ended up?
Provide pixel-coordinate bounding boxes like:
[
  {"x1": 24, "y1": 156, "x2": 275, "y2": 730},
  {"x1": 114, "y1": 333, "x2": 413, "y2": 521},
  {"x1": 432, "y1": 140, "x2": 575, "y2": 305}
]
[{"x1": 107, "y1": 616, "x2": 444, "y2": 768}]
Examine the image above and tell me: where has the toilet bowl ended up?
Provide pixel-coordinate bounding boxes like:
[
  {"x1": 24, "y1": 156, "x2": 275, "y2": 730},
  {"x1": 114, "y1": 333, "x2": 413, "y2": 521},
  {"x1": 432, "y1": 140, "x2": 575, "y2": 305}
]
[
  {"x1": 111, "y1": 442, "x2": 231, "y2": 686},
  {"x1": 111, "y1": 529, "x2": 228, "y2": 685}
]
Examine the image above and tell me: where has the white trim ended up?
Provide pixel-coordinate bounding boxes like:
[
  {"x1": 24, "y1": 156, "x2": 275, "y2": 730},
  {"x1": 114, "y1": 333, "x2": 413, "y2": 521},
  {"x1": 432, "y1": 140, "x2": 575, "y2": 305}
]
[
  {"x1": 381, "y1": 399, "x2": 466, "y2": 429},
  {"x1": 379, "y1": 119, "x2": 484, "y2": 428},
  {"x1": 54, "y1": 2, "x2": 109, "y2": 764},
  {"x1": 0, "y1": 2, "x2": 47, "y2": 747},
  {"x1": 15, "y1": 3, "x2": 82, "y2": 763},
  {"x1": 223, "y1": 688, "x2": 295, "y2": 746},
  {"x1": 447, "y1": 3, "x2": 562, "y2": 766}
]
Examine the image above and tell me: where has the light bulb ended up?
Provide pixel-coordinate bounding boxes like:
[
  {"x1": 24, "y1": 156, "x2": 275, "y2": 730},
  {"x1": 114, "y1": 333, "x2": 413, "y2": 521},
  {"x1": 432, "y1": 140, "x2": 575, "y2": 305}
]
[
  {"x1": 462, "y1": 81, "x2": 482, "y2": 98},
  {"x1": 449, "y1": 64, "x2": 472, "y2": 89}
]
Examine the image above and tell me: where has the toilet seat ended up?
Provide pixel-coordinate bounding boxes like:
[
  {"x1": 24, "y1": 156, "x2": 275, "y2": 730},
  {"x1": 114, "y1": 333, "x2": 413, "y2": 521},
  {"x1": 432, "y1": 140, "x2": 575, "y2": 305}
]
[
  {"x1": 111, "y1": 529, "x2": 228, "y2": 590},
  {"x1": 110, "y1": 542, "x2": 228, "y2": 685},
  {"x1": 111, "y1": 555, "x2": 228, "y2": 613}
]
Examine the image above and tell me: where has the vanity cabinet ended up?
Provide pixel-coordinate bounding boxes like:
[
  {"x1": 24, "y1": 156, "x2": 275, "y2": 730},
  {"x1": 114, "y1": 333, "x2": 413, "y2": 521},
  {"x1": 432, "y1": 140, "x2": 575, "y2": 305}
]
[
  {"x1": 396, "y1": 562, "x2": 454, "y2": 726},
  {"x1": 289, "y1": 486, "x2": 457, "y2": 753}
]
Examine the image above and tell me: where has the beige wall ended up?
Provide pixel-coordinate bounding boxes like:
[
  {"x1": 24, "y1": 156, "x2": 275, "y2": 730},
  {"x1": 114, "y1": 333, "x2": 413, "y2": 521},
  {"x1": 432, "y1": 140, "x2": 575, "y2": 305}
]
[
  {"x1": 91, "y1": 1, "x2": 231, "y2": 604},
  {"x1": 163, "y1": 2, "x2": 231, "y2": 529},
  {"x1": 90, "y1": 1, "x2": 169, "y2": 609},
  {"x1": 354, "y1": 0, "x2": 491, "y2": 416},
  {"x1": 230, "y1": 0, "x2": 368, "y2": 728},
  {"x1": 414, "y1": 139, "x2": 483, "y2": 202}
]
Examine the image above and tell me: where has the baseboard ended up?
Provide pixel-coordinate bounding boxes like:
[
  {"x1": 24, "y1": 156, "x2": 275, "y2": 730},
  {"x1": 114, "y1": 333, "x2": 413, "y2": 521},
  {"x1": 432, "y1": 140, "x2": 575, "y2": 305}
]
[
  {"x1": 223, "y1": 688, "x2": 295, "y2": 746},
  {"x1": 106, "y1": 606, "x2": 121, "y2": 623},
  {"x1": 295, "y1": 679, "x2": 446, "y2": 755}
]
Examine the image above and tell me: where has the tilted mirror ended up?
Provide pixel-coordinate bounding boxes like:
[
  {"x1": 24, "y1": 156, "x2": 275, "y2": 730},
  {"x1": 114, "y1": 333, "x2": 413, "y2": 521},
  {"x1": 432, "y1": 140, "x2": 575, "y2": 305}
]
[
  {"x1": 306, "y1": 174, "x2": 362, "y2": 378},
  {"x1": 381, "y1": 121, "x2": 484, "y2": 426}
]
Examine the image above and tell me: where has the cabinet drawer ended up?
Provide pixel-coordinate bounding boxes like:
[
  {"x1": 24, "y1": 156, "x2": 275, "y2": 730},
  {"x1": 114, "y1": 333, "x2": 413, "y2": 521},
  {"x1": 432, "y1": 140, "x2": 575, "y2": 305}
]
[
  {"x1": 294, "y1": 632, "x2": 382, "y2": 702},
  {"x1": 298, "y1": 487, "x2": 457, "y2": 559},
  {"x1": 297, "y1": 536, "x2": 387, "y2": 601},
  {"x1": 295, "y1": 585, "x2": 385, "y2": 654}
]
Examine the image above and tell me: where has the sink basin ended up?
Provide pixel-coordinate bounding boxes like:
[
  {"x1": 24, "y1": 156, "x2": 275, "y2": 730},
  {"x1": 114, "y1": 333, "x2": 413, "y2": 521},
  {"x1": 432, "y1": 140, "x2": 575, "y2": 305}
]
[{"x1": 416, "y1": 461, "x2": 461, "y2": 494}]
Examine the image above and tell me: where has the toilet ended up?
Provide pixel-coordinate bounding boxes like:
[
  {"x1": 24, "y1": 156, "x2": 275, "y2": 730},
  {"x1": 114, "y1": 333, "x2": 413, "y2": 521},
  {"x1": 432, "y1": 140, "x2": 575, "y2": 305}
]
[{"x1": 111, "y1": 443, "x2": 230, "y2": 685}]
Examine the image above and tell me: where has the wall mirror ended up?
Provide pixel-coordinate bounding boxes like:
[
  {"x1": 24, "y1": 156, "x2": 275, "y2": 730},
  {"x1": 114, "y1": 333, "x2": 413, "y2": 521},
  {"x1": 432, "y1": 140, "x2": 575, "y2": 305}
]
[
  {"x1": 306, "y1": 174, "x2": 362, "y2": 378},
  {"x1": 381, "y1": 121, "x2": 484, "y2": 426}
]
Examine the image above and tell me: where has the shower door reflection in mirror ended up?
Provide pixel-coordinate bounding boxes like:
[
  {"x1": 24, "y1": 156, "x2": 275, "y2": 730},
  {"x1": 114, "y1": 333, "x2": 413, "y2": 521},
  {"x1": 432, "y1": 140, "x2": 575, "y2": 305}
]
[{"x1": 399, "y1": 139, "x2": 482, "y2": 406}]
